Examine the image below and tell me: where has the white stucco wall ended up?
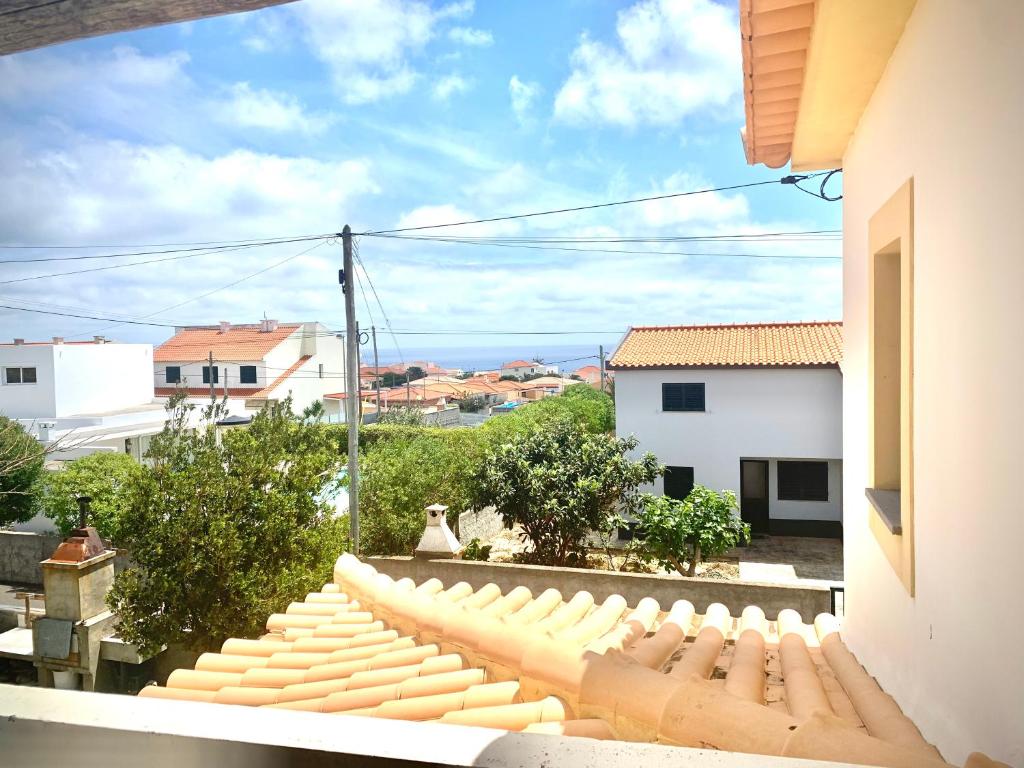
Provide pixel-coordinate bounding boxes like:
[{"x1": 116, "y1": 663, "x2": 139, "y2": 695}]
[
  {"x1": 840, "y1": 1, "x2": 1024, "y2": 764},
  {"x1": 614, "y1": 368, "x2": 842, "y2": 522},
  {"x1": 0, "y1": 343, "x2": 153, "y2": 419}
]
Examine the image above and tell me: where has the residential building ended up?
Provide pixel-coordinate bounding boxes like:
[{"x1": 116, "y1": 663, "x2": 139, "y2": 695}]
[
  {"x1": 153, "y1": 319, "x2": 344, "y2": 415},
  {"x1": 499, "y1": 359, "x2": 543, "y2": 379},
  {"x1": 573, "y1": 364, "x2": 602, "y2": 386},
  {"x1": 609, "y1": 322, "x2": 843, "y2": 538},
  {"x1": 739, "y1": 0, "x2": 1022, "y2": 764},
  {"x1": 0, "y1": 336, "x2": 165, "y2": 462}
]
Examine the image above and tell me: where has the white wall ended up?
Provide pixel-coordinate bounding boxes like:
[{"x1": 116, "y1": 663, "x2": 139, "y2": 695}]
[
  {"x1": 615, "y1": 367, "x2": 842, "y2": 522},
  {"x1": 840, "y1": 1, "x2": 1024, "y2": 764},
  {"x1": 0, "y1": 343, "x2": 153, "y2": 419}
]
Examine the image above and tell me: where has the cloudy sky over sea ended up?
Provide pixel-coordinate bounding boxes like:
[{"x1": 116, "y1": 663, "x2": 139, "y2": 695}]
[{"x1": 0, "y1": 0, "x2": 841, "y2": 358}]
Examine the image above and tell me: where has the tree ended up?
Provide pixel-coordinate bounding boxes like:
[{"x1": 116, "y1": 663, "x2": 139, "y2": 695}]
[
  {"x1": 635, "y1": 485, "x2": 750, "y2": 577},
  {"x1": 377, "y1": 406, "x2": 424, "y2": 425},
  {"x1": 36, "y1": 452, "x2": 144, "y2": 540},
  {"x1": 406, "y1": 366, "x2": 426, "y2": 381},
  {"x1": 0, "y1": 416, "x2": 45, "y2": 525},
  {"x1": 477, "y1": 418, "x2": 659, "y2": 567},
  {"x1": 458, "y1": 394, "x2": 486, "y2": 413},
  {"x1": 107, "y1": 395, "x2": 347, "y2": 655}
]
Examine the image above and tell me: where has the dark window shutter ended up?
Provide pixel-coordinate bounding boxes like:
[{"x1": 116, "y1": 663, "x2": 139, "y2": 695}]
[
  {"x1": 165, "y1": 366, "x2": 181, "y2": 384},
  {"x1": 202, "y1": 366, "x2": 219, "y2": 384},
  {"x1": 22, "y1": 367, "x2": 36, "y2": 384},
  {"x1": 662, "y1": 383, "x2": 704, "y2": 411},
  {"x1": 777, "y1": 461, "x2": 829, "y2": 501},
  {"x1": 6, "y1": 368, "x2": 21, "y2": 384},
  {"x1": 240, "y1": 366, "x2": 257, "y2": 384},
  {"x1": 664, "y1": 466, "x2": 695, "y2": 500},
  {"x1": 683, "y1": 383, "x2": 705, "y2": 411}
]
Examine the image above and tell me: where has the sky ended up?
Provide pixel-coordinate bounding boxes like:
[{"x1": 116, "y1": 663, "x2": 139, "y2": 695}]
[{"x1": 0, "y1": 0, "x2": 842, "y2": 360}]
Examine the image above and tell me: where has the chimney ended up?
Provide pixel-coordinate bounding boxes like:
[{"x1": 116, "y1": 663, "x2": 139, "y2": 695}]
[
  {"x1": 13, "y1": 338, "x2": 24, "y2": 345},
  {"x1": 414, "y1": 504, "x2": 461, "y2": 560},
  {"x1": 93, "y1": 335, "x2": 106, "y2": 344},
  {"x1": 52, "y1": 336, "x2": 64, "y2": 345},
  {"x1": 260, "y1": 318, "x2": 279, "y2": 333},
  {"x1": 219, "y1": 321, "x2": 231, "y2": 334}
]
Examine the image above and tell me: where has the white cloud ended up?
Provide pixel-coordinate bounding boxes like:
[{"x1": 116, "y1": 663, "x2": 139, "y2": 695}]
[
  {"x1": 394, "y1": 204, "x2": 520, "y2": 237},
  {"x1": 432, "y1": 73, "x2": 470, "y2": 101},
  {"x1": 217, "y1": 82, "x2": 334, "y2": 133},
  {"x1": 509, "y1": 75, "x2": 541, "y2": 126},
  {"x1": 293, "y1": 0, "x2": 476, "y2": 104},
  {"x1": 553, "y1": 0, "x2": 740, "y2": 127},
  {"x1": 448, "y1": 26, "x2": 493, "y2": 46}
]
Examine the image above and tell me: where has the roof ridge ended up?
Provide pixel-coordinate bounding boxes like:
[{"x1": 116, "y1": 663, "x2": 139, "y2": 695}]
[{"x1": 629, "y1": 320, "x2": 842, "y2": 331}]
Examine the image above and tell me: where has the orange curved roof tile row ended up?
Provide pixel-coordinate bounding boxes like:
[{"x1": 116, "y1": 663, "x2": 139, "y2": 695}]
[{"x1": 140, "y1": 555, "x2": 1006, "y2": 768}]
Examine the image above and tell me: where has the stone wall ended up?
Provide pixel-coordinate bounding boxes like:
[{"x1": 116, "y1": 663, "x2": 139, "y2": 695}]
[
  {"x1": 367, "y1": 556, "x2": 832, "y2": 620},
  {"x1": 457, "y1": 506, "x2": 504, "y2": 544}
]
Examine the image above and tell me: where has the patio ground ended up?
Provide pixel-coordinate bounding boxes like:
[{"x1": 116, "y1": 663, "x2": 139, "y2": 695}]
[{"x1": 727, "y1": 535, "x2": 843, "y2": 586}]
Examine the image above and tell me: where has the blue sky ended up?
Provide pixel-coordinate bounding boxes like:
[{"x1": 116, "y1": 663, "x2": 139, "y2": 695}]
[{"x1": 0, "y1": 0, "x2": 841, "y2": 358}]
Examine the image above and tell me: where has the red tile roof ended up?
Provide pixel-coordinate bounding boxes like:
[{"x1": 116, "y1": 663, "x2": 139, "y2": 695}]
[
  {"x1": 154, "y1": 324, "x2": 301, "y2": 363},
  {"x1": 138, "y1": 554, "x2": 991, "y2": 766},
  {"x1": 501, "y1": 360, "x2": 535, "y2": 369},
  {"x1": 608, "y1": 322, "x2": 842, "y2": 369}
]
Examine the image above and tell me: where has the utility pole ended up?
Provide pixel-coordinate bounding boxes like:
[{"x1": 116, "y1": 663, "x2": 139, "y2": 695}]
[
  {"x1": 599, "y1": 345, "x2": 606, "y2": 393},
  {"x1": 371, "y1": 326, "x2": 381, "y2": 417},
  {"x1": 208, "y1": 350, "x2": 215, "y2": 402},
  {"x1": 222, "y1": 366, "x2": 228, "y2": 400},
  {"x1": 340, "y1": 225, "x2": 360, "y2": 555}
]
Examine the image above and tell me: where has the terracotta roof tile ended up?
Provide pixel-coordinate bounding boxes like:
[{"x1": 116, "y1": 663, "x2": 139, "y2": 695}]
[
  {"x1": 137, "y1": 554, "x2": 1001, "y2": 767},
  {"x1": 608, "y1": 322, "x2": 842, "y2": 369},
  {"x1": 154, "y1": 323, "x2": 301, "y2": 362},
  {"x1": 501, "y1": 360, "x2": 534, "y2": 369}
]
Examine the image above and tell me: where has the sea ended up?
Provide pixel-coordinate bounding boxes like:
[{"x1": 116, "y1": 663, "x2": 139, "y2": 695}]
[{"x1": 362, "y1": 341, "x2": 620, "y2": 374}]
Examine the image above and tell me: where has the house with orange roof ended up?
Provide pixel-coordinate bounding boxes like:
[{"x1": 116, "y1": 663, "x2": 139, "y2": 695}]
[
  {"x1": 573, "y1": 364, "x2": 603, "y2": 387},
  {"x1": 608, "y1": 322, "x2": 843, "y2": 539},
  {"x1": 499, "y1": 359, "x2": 544, "y2": 380},
  {"x1": 153, "y1": 319, "x2": 345, "y2": 416}
]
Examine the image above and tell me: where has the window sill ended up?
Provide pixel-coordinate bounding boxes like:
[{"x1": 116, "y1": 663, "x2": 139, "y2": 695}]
[{"x1": 865, "y1": 488, "x2": 901, "y2": 534}]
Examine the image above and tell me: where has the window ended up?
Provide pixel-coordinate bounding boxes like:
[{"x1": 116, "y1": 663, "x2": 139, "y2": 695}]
[
  {"x1": 777, "y1": 461, "x2": 829, "y2": 501},
  {"x1": 202, "y1": 365, "x2": 219, "y2": 384},
  {"x1": 4, "y1": 367, "x2": 37, "y2": 384},
  {"x1": 662, "y1": 383, "x2": 705, "y2": 412},
  {"x1": 165, "y1": 366, "x2": 181, "y2": 384},
  {"x1": 664, "y1": 466, "x2": 695, "y2": 500},
  {"x1": 239, "y1": 365, "x2": 257, "y2": 384},
  {"x1": 867, "y1": 178, "x2": 915, "y2": 594}
]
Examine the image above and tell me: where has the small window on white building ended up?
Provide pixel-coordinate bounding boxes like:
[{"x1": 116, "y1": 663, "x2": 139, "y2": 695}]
[
  {"x1": 165, "y1": 366, "x2": 181, "y2": 384},
  {"x1": 239, "y1": 365, "x2": 257, "y2": 384},
  {"x1": 662, "y1": 383, "x2": 704, "y2": 412},
  {"x1": 778, "y1": 461, "x2": 828, "y2": 502},
  {"x1": 4, "y1": 367, "x2": 37, "y2": 384},
  {"x1": 202, "y1": 366, "x2": 219, "y2": 384}
]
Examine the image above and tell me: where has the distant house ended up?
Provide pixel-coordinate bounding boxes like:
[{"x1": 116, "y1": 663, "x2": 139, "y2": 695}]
[
  {"x1": 500, "y1": 359, "x2": 544, "y2": 379},
  {"x1": 154, "y1": 319, "x2": 344, "y2": 415},
  {"x1": 609, "y1": 322, "x2": 843, "y2": 538},
  {"x1": 574, "y1": 364, "x2": 603, "y2": 386}
]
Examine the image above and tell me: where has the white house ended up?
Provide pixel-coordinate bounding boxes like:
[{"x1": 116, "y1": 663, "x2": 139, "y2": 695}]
[
  {"x1": 609, "y1": 322, "x2": 843, "y2": 537},
  {"x1": 0, "y1": 336, "x2": 166, "y2": 462},
  {"x1": 153, "y1": 319, "x2": 345, "y2": 415},
  {"x1": 499, "y1": 359, "x2": 543, "y2": 379},
  {"x1": 738, "y1": 1, "x2": 1023, "y2": 763}
]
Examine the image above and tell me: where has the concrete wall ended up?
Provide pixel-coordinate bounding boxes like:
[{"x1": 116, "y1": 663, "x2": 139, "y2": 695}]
[
  {"x1": 368, "y1": 557, "x2": 831, "y2": 621},
  {"x1": 0, "y1": 530, "x2": 60, "y2": 584},
  {"x1": 0, "y1": 344, "x2": 57, "y2": 419},
  {"x1": 52, "y1": 344, "x2": 153, "y2": 417},
  {"x1": 0, "y1": 684, "x2": 860, "y2": 768},
  {"x1": 840, "y1": 2, "x2": 1024, "y2": 764},
  {"x1": 614, "y1": 367, "x2": 842, "y2": 524}
]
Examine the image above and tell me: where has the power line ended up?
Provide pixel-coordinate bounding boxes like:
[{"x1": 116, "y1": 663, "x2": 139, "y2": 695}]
[
  {"x1": 352, "y1": 237, "x2": 404, "y2": 366},
  {"x1": 0, "y1": 304, "x2": 179, "y2": 328},
  {"x1": 365, "y1": 229, "x2": 841, "y2": 244},
  {"x1": 0, "y1": 235, "x2": 329, "y2": 264},
  {"x1": 364, "y1": 233, "x2": 841, "y2": 260},
  {"x1": 358, "y1": 173, "x2": 834, "y2": 235}
]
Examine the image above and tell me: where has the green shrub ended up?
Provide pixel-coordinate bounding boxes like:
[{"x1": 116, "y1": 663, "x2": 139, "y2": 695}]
[
  {"x1": 635, "y1": 485, "x2": 750, "y2": 577},
  {"x1": 461, "y1": 538, "x2": 491, "y2": 562},
  {"x1": 36, "y1": 452, "x2": 144, "y2": 540},
  {"x1": 0, "y1": 416, "x2": 44, "y2": 525}
]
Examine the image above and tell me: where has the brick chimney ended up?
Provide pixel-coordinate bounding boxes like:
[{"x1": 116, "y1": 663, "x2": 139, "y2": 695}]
[{"x1": 259, "y1": 318, "x2": 279, "y2": 333}]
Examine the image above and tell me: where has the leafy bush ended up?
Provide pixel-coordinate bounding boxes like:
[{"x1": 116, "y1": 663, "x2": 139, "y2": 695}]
[
  {"x1": 36, "y1": 452, "x2": 144, "y2": 540},
  {"x1": 478, "y1": 418, "x2": 659, "y2": 567},
  {"x1": 0, "y1": 416, "x2": 44, "y2": 525},
  {"x1": 461, "y1": 538, "x2": 491, "y2": 561},
  {"x1": 458, "y1": 394, "x2": 487, "y2": 413},
  {"x1": 635, "y1": 485, "x2": 750, "y2": 577},
  {"x1": 108, "y1": 396, "x2": 347, "y2": 655},
  {"x1": 377, "y1": 406, "x2": 424, "y2": 426},
  {"x1": 359, "y1": 427, "x2": 485, "y2": 556}
]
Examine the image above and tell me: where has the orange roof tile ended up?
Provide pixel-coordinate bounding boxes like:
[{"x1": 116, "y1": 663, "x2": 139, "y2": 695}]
[
  {"x1": 139, "y1": 554, "x2": 998, "y2": 767},
  {"x1": 154, "y1": 323, "x2": 301, "y2": 362},
  {"x1": 501, "y1": 360, "x2": 535, "y2": 369},
  {"x1": 608, "y1": 322, "x2": 842, "y2": 370}
]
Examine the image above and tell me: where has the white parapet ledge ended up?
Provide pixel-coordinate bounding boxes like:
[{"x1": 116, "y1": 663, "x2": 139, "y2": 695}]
[{"x1": 0, "y1": 684, "x2": 862, "y2": 768}]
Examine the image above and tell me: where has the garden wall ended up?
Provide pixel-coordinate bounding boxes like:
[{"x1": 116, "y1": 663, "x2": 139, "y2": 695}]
[
  {"x1": 367, "y1": 556, "x2": 831, "y2": 620},
  {"x1": 0, "y1": 531, "x2": 130, "y2": 585}
]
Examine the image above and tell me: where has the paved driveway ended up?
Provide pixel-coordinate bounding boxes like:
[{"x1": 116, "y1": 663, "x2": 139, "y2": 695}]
[{"x1": 726, "y1": 536, "x2": 843, "y2": 587}]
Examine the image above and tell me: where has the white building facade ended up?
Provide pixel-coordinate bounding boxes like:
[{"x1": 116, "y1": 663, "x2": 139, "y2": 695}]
[{"x1": 610, "y1": 323, "x2": 843, "y2": 537}]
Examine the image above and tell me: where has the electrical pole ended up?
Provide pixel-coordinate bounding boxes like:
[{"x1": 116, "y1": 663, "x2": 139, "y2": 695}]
[
  {"x1": 208, "y1": 350, "x2": 215, "y2": 402},
  {"x1": 371, "y1": 326, "x2": 381, "y2": 417},
  {"x1": 599, "y1": 345, "x2": 606, "y2": 393},
  {"x1": 340, "y1": 225, "x2": 360, "y2": 555}
]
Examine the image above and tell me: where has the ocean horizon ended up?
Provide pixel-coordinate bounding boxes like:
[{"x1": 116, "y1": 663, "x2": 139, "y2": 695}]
[{"x1": 360, "y1": 341, "x2": 620, "y2": 374}]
